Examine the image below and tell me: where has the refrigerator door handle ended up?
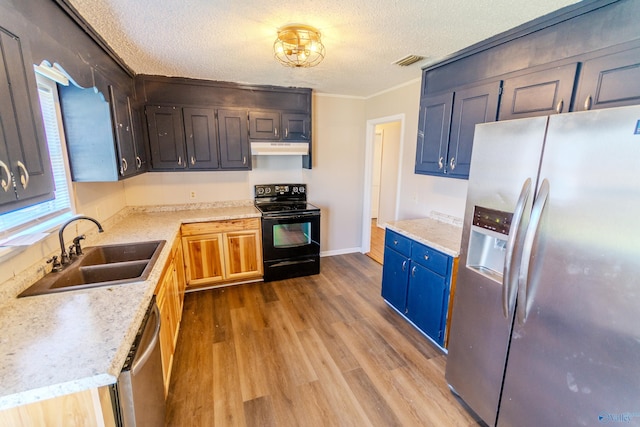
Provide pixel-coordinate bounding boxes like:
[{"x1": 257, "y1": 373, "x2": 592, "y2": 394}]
[
  {"x1": 517, "y1": 179, "x2": 550, "y2": 325},
  {"x1": 502, "y1": 178, "x2": 532, "y2": 318}
]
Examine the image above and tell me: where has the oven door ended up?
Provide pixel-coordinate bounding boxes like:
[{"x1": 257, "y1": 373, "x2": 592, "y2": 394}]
[{"x1": 261, "y1": 212, "x2": 320, "y2": 281}]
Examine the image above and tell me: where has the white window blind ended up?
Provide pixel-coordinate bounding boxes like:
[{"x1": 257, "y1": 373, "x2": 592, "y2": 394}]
[{"x1": 0, "y1": 74, "x2": 72, "y2": 238}]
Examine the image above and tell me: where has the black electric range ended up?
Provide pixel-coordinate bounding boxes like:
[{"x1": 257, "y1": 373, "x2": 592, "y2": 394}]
[{"x1": 254, "y1": 184, "x2": 320, "y2": 281}]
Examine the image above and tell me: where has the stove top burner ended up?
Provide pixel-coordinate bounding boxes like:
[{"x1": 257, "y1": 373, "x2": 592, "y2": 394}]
[{"x1": 254, "y1": 184, "x2": 319, "y2": 216}]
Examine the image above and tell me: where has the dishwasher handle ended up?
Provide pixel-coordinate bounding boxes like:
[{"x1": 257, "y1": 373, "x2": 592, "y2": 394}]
[{"x1": 131, "y1": 303, "x2": 161, "y2": 376}]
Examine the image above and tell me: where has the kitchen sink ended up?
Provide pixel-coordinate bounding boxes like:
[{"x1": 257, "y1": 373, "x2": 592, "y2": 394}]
[
  {"x1": 79, "y1": 240, "x2": 165, "y2": 266},
  {"x1": 18, "y1": 240, "x2": 166, "y2": 297}
]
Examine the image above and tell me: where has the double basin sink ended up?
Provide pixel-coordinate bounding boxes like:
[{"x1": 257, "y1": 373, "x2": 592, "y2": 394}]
[{"x1": 19, "y1": 240, "x2": 166, "y2": 297}]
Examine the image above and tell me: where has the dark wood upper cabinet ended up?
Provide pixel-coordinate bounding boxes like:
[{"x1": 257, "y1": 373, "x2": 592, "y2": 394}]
[
  {"x1": 110, "y1": 86, "x2": 137, "y2": 177},
  {"x1": 448, "y1": 81, "x2": 501, "y2": 178},
  {"x1": 415, "y1": 81, "x2": 500, "y2": 179},
  {"x1": 146, "y1": 105, "x2": 187, "y2": 170},
  {"x1": 183, "y1": 107, "x2": 220, "y2": 170},
  {"x1": 415, "y1": 92, "x2": 453, "y2": 176},
  {"x1": 60, "y1": 79, "x2": 146, "y2": 182},
  {"x1": 0, "y1": 23, "x2": 54, "y2": 212},
  {"x1": 498, "y1": 63, "x2": 578, "y2": 121},
  {"x1": 146, "y1": 105, "x2": 250, "y2": 171},
  {"x1": 575, "y1": 45, "x2": 640, "y2": 111},
  {"x1": 282, "y1": 113, "x2": 310, "y2": 140},
  {"x1": 218, "y1": 109, "x2": 250, "y2": 170},
  {"x1": 137, "y1": 76, "x2": 312, "y2": 170},
  {"x1": 249, "y1": 111, "x2": 280, "y2": 140}
]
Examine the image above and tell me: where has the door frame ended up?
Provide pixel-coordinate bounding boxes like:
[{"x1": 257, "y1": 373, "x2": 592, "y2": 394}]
[{"x1": 360, "y1": 113, "x2": 405, "y2": 253}]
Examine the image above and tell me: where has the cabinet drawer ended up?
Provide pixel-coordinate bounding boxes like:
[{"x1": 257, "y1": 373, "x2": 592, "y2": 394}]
[
  {"x1": 411, "y1": 242, "x2": 448, "y2": 276},
  {"x1": 181, "y1": 218, "x2": 260, "y2": 236},
  {"x1": 384, "y1": 229, "x2": 411, "y2": 257}
]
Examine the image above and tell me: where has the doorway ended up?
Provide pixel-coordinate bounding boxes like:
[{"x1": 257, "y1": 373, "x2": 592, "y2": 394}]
[{"x1": 361, "y1": 115, "x2": 405, "y2": 263}]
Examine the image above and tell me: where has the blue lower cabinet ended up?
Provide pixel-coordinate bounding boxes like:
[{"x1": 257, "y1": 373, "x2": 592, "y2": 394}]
[
  {"x1": 381, "y1": 246, "x2": 410, "y2": 312},
  {"x1": 381, "y1": 228, "x2": 454, "y2": 349},
  {"x1": 406, "y1": 263, "x2": 447, "y2": 346}
]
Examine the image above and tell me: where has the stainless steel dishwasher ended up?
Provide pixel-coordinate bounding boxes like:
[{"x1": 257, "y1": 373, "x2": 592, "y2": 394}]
[{"x1": 111, "y1": 296, "x2": 165, "y2": 426}]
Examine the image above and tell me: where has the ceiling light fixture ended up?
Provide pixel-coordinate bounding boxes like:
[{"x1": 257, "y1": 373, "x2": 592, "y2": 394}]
[{"x1": 274, "y1": 24, "x2": 325, "y2": 68}]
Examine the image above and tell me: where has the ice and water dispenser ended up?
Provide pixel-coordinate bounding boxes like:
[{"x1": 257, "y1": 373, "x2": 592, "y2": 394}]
[{"x1": 466, "y1": 206, "x2": 513, "y2": 282}]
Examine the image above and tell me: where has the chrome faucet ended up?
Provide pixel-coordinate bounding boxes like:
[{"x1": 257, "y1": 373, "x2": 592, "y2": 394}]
[{"x1": 58, "y1": 215, "x2": 104, "y2": 266}]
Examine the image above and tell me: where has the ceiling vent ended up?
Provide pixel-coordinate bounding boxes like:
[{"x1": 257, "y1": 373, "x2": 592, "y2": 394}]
[{"x1": 392, "y1": 55, "x2": 426, "y2": 67}]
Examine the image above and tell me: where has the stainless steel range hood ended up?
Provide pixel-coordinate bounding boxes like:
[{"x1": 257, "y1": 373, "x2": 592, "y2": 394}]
[{"x1": 250, "y1": 141, "x2": 309, "y2": 156}]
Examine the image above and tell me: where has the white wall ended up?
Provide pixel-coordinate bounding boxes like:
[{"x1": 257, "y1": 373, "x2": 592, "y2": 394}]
[
  {"x1": 365, "y1": 79, "x2": 468, "y2": 220},
  {"x1": 306, "y1": 94, "x2": 367, "y2": 255},
  {"x1": 376, "y1": 121, "x2": 401, "y2": 225}
]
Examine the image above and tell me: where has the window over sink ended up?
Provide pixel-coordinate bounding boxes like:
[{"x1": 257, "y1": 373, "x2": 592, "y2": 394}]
[{"x1": 0, "y1": 71, "x2": 74, "y2": 252}]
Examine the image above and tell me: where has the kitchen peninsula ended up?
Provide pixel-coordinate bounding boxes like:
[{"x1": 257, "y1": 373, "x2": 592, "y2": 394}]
[{"x1": 382, "y1": 215, "x2": 463, "y2": 349}]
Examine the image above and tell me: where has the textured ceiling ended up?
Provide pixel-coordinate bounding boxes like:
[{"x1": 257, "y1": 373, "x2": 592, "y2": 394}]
[{"x1": 68, "y1": 0, "x2": 578, "y2": 97}]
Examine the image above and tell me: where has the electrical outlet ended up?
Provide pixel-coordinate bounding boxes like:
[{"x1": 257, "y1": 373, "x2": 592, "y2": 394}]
[{"x1": 190, "y1": 190, "x2": 196, "y2": 199}]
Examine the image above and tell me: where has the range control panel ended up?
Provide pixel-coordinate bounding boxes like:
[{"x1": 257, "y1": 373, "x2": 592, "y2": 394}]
[
  {"x1": 472, "y1": 206, "x2": 513, "y2": 236},
  {"x1": 255, "y1": 184, "x2": 307, "y2": 199}
]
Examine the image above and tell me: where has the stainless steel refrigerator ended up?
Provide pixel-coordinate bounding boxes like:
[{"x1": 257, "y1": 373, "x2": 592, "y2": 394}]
[{"x1": 445, "y1": 105, "x2": 640, "y2": 427}]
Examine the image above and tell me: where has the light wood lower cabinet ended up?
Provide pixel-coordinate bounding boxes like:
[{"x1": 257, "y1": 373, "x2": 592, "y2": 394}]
[
  {"x1": 0, "y1": 386, "x2": 116, "y2": 427},
  {"x1": 181, "y1": 218, "x2": 263, "y2": 289},
  {"x1": 155, "y1": 235, "x2": 186, "y2": 396}
]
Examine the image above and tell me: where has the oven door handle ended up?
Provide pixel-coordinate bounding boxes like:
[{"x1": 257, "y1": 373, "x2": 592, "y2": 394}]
[{"x1": 264, "y1": 212, "x2": 319, "y2": 220}]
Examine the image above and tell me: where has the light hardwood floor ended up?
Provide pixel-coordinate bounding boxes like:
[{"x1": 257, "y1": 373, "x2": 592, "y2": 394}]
[
  {"x1": 165, "y1": 253, "x2": 483, "y2": 426},
  {"x1": 366, "y1": 219, "x2": 385, "y2": 265}
]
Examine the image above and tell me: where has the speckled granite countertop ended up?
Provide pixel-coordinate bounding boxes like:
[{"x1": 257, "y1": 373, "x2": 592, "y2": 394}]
[
  {"x1": 0, "y1": 202, "x2": 260, "y2": 410},
  {"x1": 386, "y1": 215, "x2": 463, "y2": 257}
]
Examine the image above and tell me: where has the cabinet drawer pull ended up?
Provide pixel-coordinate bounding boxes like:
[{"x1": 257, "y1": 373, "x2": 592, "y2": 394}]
[
  {"x1": 393, "y1": 239, "x2": 398, "y2": 245},
  {"x1": 449, "y1": 157, "x2": 456, "y2": 170},
  {"x1": 411, "y1": 266, "x2": 417, "y2": 277},
  {"x1": 16, "y1": 161, "x2": 29, "y2": 189},
  {"x1": 121, "y1": 158, "x2": 128, "y2": 172},
  {"x1": 424, "y1": 254, "x2": 429, "y2": 261},
  {"x1": 555, "y1": 98, "x2": 564, "y2": 114},
  {"x1": 243, "y1": 156, "x2": 247, "y2": 165},
  {"x1": 402, "y1": 260, "x2": 407, "y2": 271},
  {"x1": 136, "y1": 156, "x2": 142, "y2": 169},
  {"x1": 274, "y1": 127, "x2": 278, "y2": 137},
  {"x1": 584, "y1": 95, "x2": 593, "y2": 111},
  {"x1": 0, "y1": 160, "x2": 10, "y2": 192},
  {"x1": 285, "y1": 128, "x2": 288, "y2": 138},
  {"x1": 191, "y1": 156, "x2": 196, "y2": 165},
  {"x1": 178, "y1": 156, "x2": 182, "y2": 166},
  {"x1": 438, "y1": 157, "x2": 444, "y2": 170}
]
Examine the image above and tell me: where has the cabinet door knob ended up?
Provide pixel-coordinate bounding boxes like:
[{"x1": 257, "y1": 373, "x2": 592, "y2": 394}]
[
  {"x1": 555, "y1": 98, "x2": 564, "y2": 114},
  {"x1": 438, "y1": 156, "x2": 444, "y2": 170},
  {"x1": 424, "y1": 254, "x2": 429, "y2": 261},
  {"x1": 191, "y1": 156, "x2": 196, "y2": 165},
  {"x1": 402, "y1": 260, "x2": 407, "y2": 271},
  {"x1": 136, "y1": 156, "x2": 142, "y2": 169},
  {"x1": 121, "y1": 157, "x2": 128, "y2": 172},
  {"x1": 393, "y1": 239, "x2": 398, "y2": 245},
  {"x1": 411, "y1": 266, "x2": 417, "y2": 277},
  {"x1": 16, "y1": 161, "x2": 29, "y2": 189},
  {"x1": 584, "y1": 95, "x2": 593, "y2": 111},
  {"x1": 449, "y1": 157, "x2": 456, "y2": 170},
  {"x1": 285, "y1": 128, "x2": 288, "y2": 138},
  {"x1": 274, "y1": 127, "x2": 278, "y2": 137},
  {"x1": 0, "y1": 160, "x2": 10, "y2": 192},
  {"x1": 178, "y1": 156, "x2": 182, "y2": 166}
]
